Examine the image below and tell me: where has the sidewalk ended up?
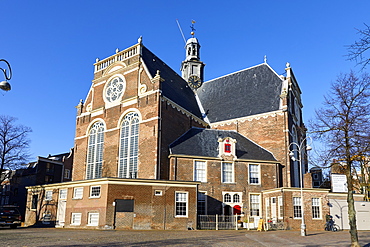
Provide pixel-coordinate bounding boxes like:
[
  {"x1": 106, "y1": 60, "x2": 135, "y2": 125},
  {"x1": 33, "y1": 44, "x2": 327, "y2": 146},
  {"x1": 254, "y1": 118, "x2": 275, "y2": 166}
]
[{"x1": 0, "y1": 227, "x2": 369, "y2": 246}]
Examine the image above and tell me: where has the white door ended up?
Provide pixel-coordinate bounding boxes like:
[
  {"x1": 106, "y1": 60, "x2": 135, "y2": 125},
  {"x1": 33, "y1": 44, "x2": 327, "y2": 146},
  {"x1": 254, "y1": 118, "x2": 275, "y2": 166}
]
[
  {"x1": 271, "y1": 197, "x2": 277, "y2": 221},
  {"x1": 56, "y1": 189, "x2": 67, "y2": 227},
  {"x1": 56, "y1": 200, "x2": 66, "y2": 227}
]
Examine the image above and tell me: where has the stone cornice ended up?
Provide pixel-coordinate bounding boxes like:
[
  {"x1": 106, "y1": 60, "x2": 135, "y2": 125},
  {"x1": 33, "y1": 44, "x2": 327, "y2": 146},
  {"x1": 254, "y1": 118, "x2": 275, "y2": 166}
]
[{"x1": 162, "y1": 96, "x2": 208, "y2": 127}]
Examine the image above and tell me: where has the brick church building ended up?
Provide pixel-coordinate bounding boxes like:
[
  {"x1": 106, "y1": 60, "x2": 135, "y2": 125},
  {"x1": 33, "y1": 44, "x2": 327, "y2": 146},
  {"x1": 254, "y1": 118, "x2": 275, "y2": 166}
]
[{"x1": 25, "y1": 33, "x2": 334, "y2": 230}]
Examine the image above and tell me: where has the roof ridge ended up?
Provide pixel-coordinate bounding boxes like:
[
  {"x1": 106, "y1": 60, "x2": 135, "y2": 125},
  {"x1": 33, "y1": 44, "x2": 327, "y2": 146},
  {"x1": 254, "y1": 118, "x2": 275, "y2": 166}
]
[{"x1": 203, "y1": 63, "x2": 266, "y2": 85}]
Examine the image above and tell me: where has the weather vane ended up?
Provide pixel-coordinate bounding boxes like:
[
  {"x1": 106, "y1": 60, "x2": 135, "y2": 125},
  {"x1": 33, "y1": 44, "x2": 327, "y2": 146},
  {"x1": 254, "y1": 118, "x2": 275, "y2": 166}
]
[{"x1": 190, "y1": 20, "x2": 196, "y2": 36}]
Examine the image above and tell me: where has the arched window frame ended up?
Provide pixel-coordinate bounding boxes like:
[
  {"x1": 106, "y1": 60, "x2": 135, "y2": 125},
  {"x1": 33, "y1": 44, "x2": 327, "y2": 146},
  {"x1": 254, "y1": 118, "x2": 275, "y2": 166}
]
[
  {"x1": 224, "y1": 193, "x2": 231, "y2": 203},
  {"x1": 118, "y1": 112, "x2": 140, "y2": 178},
  {"x1": 86, "y1": 121, "x2": 105, "y2": 179},
  {"x1": 233, "y1": 194, "x2": 240, "y2": 203}
]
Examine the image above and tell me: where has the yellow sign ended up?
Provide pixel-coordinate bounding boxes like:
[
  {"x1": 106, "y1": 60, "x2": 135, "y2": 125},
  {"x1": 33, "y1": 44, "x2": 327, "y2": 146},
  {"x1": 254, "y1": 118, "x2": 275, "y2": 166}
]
[{"x1": 257, "y1": 219, "x2": 264, "y2": 231}]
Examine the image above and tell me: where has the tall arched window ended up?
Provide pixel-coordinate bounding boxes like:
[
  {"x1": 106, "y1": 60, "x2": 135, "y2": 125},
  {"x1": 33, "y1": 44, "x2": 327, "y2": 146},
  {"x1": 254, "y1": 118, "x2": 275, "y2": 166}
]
[
  {"x1": 119, "y1": 112, "x2": 139, "y2": 178},
  {"x1": 291, "y1": 126, "x2": 300, "y2": 187},
  {"x1": 86, "y1": 122, "x2": 104, "y2": 179}
]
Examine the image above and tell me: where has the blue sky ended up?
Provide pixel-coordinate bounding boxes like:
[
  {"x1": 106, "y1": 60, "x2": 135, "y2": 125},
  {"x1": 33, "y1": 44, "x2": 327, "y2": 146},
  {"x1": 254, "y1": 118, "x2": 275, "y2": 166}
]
[{"x1": 1, "y1": 1, "x2": 369, "y2": 160}]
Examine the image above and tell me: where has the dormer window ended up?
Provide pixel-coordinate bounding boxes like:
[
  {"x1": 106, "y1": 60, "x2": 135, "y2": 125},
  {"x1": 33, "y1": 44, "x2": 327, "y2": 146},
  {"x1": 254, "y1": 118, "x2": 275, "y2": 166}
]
[{"x1": 218, "y1": 137, "x2": 237, "y2": 158}]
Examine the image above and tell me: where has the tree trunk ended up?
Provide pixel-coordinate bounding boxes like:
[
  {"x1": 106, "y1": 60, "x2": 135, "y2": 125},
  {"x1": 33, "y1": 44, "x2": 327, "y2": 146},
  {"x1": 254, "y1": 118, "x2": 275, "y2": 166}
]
[{"x1": 346, "y1": 168, "x2": 360, "y2": 247}]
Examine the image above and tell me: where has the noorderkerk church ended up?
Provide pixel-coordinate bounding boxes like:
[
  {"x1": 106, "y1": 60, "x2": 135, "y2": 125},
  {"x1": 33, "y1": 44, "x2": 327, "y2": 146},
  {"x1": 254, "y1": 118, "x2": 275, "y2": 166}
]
[{"x1": 25, "y1": 32, "x2": 347, "y2": 231}]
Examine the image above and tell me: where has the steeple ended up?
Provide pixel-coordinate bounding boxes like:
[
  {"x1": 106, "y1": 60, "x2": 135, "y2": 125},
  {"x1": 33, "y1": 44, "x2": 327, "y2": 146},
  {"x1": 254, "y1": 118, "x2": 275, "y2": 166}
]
[{"x1": 180, "y1": 21, "x2": 205, "y2": 90}]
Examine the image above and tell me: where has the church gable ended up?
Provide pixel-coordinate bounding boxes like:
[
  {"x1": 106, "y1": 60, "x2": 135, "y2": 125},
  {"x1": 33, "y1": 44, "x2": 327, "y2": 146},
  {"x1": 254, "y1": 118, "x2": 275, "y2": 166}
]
[{"x1": 197, "y1": 64, "x2": 284, "y2": 123}]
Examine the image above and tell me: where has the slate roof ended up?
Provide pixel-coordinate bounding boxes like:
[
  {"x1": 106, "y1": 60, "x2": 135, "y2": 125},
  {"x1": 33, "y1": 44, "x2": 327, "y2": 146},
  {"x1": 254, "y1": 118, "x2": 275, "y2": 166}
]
[
  {"x1": 197, "y1": 64, "x2": 283, "y2": 123},
  {"x1": 141, "y1": 46, "x2": 203, "y2": 119},
  {"x1": 169, "y1": 128, "x2": 277, "y2": 161}
]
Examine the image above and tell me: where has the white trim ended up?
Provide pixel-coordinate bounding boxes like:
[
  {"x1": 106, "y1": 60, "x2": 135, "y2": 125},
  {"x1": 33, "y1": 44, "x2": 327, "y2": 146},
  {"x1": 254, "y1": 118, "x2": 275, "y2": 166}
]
[
  {"x1": 85, "y1": 119, "x2": 106, "y2": 136},
  {"x1": 59, "y1": 189, "x2": 67, "y2": 200},
  {"x1": 311, "y1": 197, "x2": 322, "y2": 219},
  {"x1": 89, "y1": 185, "x2": 101, "y2": 198},
  {"x1": 116, "y1": 108, "x2": 142, "y2": 129},
  {"x1": 26, "y1": 178, "x2": 200, "y2": 190},
  {"x1": 293, "y1": 196, "x2": 302, "y2": 219},
  {"x1": 278, "y1": 196, "x2": 283, "y2": 219},
  {"x1": 249, "y1": 193, "x2": 261, "y2": 217},
  {"x1": 248, "y1": 163, "x2": 261, "y2": 185},
  {"x1": 87, "y1": 212, "x2": 99, "y2": 226},
  {"x1": 71, "y1": 213, "x2": 82, "y2": 225},
  {"x1": 103, "y1": 74, "x2": 127, "y2": 109},
  {"x1": 73, "y1": 187, "x2": 84, "y2": 199},
  {"x1": 45, "y1": 190, "x2": 53, "y2": 201},
  {"x1": 193, "y1": 160, "x2": 207, "y2": 183},
  {"x1": 221, "y1": 162, "x2": 234, "y2": 183},
  {"x1": 175, "y1": 191, "x2": 188, "y2": 218},
  {"x1": 154, "y1": 190, "x2": 163, "y2": 196}
]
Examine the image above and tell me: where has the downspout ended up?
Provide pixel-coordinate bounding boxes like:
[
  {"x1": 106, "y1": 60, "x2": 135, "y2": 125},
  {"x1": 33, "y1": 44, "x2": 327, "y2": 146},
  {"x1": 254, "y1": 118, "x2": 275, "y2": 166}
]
[{"x1": 157, "y1": 91, "x2": 162, "y2": 180}]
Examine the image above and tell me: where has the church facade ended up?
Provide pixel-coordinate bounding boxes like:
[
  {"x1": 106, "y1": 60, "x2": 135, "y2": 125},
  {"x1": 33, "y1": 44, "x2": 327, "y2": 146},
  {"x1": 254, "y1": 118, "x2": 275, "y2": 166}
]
[{"x1": 25, "y1": 34, "x2": 332, "y2": 230}]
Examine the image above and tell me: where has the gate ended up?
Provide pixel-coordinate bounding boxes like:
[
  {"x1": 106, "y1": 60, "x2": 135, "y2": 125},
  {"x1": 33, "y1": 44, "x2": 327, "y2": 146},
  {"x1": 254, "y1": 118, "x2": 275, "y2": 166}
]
[{"x1": 198, "y1": 215, "x2": 238, "y2": 230}]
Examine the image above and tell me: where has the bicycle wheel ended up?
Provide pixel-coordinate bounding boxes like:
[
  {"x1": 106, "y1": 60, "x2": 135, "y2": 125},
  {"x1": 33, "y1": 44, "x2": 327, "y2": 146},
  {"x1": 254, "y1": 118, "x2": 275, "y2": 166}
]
[
  {"x1": 277, "y1": 222, "x2": 286, "y2": 230},
  {"x1": 332, "y1": 225, "x2": 339, "y2": 232}
]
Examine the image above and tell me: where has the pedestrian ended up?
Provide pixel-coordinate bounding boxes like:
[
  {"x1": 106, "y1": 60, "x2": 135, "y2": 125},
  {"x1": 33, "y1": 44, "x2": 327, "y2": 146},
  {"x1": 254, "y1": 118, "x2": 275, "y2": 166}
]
[{"x1": 325, "y1": 213, "x2": 334, "y2": 231}]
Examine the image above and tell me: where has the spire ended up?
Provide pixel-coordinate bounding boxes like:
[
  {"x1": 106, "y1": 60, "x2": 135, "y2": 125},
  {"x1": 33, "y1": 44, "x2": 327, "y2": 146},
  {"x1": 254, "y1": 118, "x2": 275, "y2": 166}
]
[{"x1": 180, "y1": 20, "x2": 205, "y2": 89}]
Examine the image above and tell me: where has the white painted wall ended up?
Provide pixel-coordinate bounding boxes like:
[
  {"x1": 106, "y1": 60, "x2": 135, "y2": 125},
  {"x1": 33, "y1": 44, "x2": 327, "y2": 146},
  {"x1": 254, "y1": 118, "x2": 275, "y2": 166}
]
[{"x1": 329, "y1": 199, "x2": 370, "y2": 230}]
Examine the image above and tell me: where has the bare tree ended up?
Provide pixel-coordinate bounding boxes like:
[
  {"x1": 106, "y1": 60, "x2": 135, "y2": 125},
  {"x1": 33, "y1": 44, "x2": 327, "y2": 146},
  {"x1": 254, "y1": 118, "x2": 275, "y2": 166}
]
[
  {"x1": 0, "y1": 115, "x2": 32, "y2": 184},
  {"x1": 310, "y1": 71, "x2": 370, "y2": 247},
  {"x1": 347, "y1": 23, "x2": 370, "y2": 70}
]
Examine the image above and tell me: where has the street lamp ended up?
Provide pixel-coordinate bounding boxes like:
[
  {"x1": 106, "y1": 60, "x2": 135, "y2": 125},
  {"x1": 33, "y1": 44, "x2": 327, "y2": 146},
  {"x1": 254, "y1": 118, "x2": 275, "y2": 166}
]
[
  {"x1": 0, "y1": 59, "x2": 12, "y2": 91},
  {"x1": 288, "y1": 136, "x2": 312, "y2": 237}
]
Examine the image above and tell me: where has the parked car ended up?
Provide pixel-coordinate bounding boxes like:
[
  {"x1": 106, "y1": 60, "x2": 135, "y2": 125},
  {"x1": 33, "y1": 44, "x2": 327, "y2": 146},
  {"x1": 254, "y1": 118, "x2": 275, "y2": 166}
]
[{"x1": 0, "y1": 205, "x2": 22, "y2": 228}]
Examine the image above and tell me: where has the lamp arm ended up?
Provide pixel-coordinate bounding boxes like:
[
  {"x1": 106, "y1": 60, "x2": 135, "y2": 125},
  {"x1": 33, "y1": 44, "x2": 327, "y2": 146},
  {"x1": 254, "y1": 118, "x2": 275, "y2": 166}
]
[{"x1": 0, "y1": 59, "x2": 12, "y2": 80}]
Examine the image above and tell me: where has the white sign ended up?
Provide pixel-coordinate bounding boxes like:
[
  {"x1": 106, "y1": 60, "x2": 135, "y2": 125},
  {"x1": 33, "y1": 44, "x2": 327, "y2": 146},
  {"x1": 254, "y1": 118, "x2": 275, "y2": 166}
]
[{"x1": 331, "y1": 174, "x2": 348, "y2": 193}]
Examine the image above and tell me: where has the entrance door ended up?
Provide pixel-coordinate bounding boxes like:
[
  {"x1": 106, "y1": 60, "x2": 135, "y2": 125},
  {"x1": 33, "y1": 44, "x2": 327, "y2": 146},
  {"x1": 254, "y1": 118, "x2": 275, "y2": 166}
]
[
  {"x1": 56, "y1": 200, "x2": 66, "y2": 227},
  {"x1": 56, "y1": 189, "x2": 67, "y2": 227}
]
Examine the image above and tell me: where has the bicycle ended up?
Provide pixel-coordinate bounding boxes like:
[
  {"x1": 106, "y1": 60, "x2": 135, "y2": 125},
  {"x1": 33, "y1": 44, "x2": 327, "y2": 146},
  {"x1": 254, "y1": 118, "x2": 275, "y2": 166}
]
[
  {"x1": 267, "y1": 221, "x2": 287, "y2": 230},
  {"x1": 324, "y1": 222, "x2": 340, "y2": 231}
]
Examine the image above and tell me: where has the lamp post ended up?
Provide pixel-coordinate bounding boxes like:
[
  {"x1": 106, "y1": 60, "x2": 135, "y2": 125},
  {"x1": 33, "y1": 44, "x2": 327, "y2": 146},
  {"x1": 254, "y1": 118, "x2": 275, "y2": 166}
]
[
  {"x1": 0, "y1": 59, "x2": 12, "y2": 91},
  {"x1": 288, "y1": 136, "x2": 312, "y2": 236}
]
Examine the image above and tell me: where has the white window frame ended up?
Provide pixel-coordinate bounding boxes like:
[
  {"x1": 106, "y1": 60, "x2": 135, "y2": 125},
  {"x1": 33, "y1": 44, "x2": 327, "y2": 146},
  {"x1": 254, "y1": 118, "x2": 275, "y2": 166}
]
[
  {"x1": 118, "y1": 112, "x2": 140, "y2": 179},
  {"x1": 278, "y1": 196, "x2": 283, "y2": 219},
  {"x1": 154, "y1": 190, "x2": 163, "y2": 196},
  {"x1": 59, "y1": 189, "x2": 67, "y2": 200},
  {"x1": 249, "y1": 164, "x2": 260, "y2": 184},
  {"x1": 312, "y1": 198, "x2": 321, "y2": 219},
  {"x1": 87, "y1": 212, "x2": 99, "y2": 226},
  {"x1": 233, "y1": 194, "x2": 240, "y2": 203},
  {"x1": 265, "y1": 197, "x2": 270, "y2": 219},
  {"x1": 221, "y1": 162, "x2": 234, "y2": 183},
  {"x1": 73, "y1": 187, "x2": 84, "y2": 199},
  {"x1": 224, "y1": 193, "x2": 232, "y2": 203},
  {"x1": 222, "y1": 191, "x2": 242, "y2": 204},
  {"x1": 175, "y1": 192, "x2": 188, "y2": 217},
  {"x1": 250, "y1": 193, "x2": 261, "y2": 217},
  {"x1": 71, "y1": 213, "x2": 81, "y2": 225},
  {"x1": 194, "y1": 160, "x2": 207, "y2": 182},
  {"x1": 90, "y1": 186, "x2": 101, "y2": 198},
  {"x1": 86, "y1": 121, "x2": 104, "y2": 179},
  {"x1": 293, "y1": 197, "x2": 302, "y2": 219},
  {"x1": 45, "y1": 191, "x2": 53, "y2": 201}
]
